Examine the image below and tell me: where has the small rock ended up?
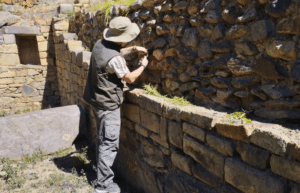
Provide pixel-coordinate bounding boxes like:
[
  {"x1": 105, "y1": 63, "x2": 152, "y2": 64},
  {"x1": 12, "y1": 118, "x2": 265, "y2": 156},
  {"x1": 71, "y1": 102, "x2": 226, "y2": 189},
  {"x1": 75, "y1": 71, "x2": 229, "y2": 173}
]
[
  {"x1": 175, "y1": 45, "x2": 198, "y2": 62},
  {"x1": 253, "y1": 57, "x2": 285, "y2": 79},
  {"x1": 237, "y1": 0, "x2": 252, "y2": 6},
  {"x1": 277, "y1": 16, "x2": 300, "y2": 34},
  {"x1": 156, "y1": 23, "x2": 169, "y2": 35},
  {"x1": 231, "y1": 76, "x2": 259, "y2": 89},
  {"x1": 130, "y1": 0, "x2": 143, "y2": 10},
  {"x1": 169, "y1": 36, "x2": 180, "y2": 46},
  {"x1": 227, "y1": 58, "x2": 252, "y2": 75},
  {"x1": 198, "y1": 41, "x2": 213, "y2": 59},
  {"x1": 139, "y1": 9, "x2": 152, "y2": 20},
  {"x1": 186, "y1": 65, "x2": 199, "y2": 77},
  {"x1": 179, "y1": 82, "x2": 200, "y2": 92},
  {"x1": 213, "y1": 54, "x2": 236, "y2": 69},
  {"x1": 190, "y1": 16, "x2": 204, "y2": 27},
  {"x1": 198, "y1": 24, "x2": 213, "y2": 37},
  {"x1": 260, "y1": 84, "x2": 293, "y2": 99},
  {"x1": 235, "y1": 42, "x2": 258, "y2": 56},
  {"x1": 222, "y1": 6, "x2": 237, "y2": 24},
  {"x1": 211, "y1": 77, "x2": 231, "y2": 88},
  {"x1": 211, "y1": 41, "x2": 233, "y2": 53},
  {"x1": 170, "y1": 23, "x2": 179, "y2": 35},
  {"x1": 151, "y1": 38, "x2": 167, "y2": 48},
  {"x1": 251, "y1": 88, "x2": 268, "y2": 100},
  {"x1": 265, "y1": 0, "x2": 292, "y2": 18},
  {"x1": 200, "y1": 0, "x2": 221, "y2": 13},
  {"x1": 188, "y1": 5, "x2": 199, "y2": 15},
  {"x1": 173, "y1": 1, "x2": 188, "y2": 13},
  {"x1": 205, "y1": 10, "x2": 221, "y2": 24},
  {"x1": 238, "y1": 7, "x2": 257, "y2": 23},
  {"x1": 212, "y1": 23, "x2": 225, "y2": 41},
  {"x1": 266, "y1": 40, "x2": 296, "y2": 61},
  {"x1": 215, "y1": 71, "x2": 230, "y2": 77},
  {"x1": 153, "y1": 49, "x2": 164, "y2": 61},
  {"x1": 182, "y1": 28, "x2": 199, "y2": 47},
  {"x1": 226, "y1": 24, "x2": 248, "y2": 40},
  {"x1": 291, "y1": 61, "x2": 300, "y2": 82},
  {"x1": 162, "y1": 14, "x2": 175, "y2": 23},
  {"x1": 179, "y1": 72, "x2": 192, "y2": 83},
  {"x1": 216, "y1": 89, "x2": 234, "y2": 100},
  {"x1": 161, "y1": 3, "x2": 172, "y2": 12},
  {"x1": 130, "y1": 11, "x2": 139, "y2": 21},
  {"x1": 234, "y1": 91, "x2": 250, "y2": 98},
  {"x1": 192, "y1": 77, "x2": 210, "y2": 86},
  {"x1": 250, "y1": 19, "x2": 274, "y2": 42},
  {"x1": 0, "y1": 12, "x2": 19, "y2": 27}
]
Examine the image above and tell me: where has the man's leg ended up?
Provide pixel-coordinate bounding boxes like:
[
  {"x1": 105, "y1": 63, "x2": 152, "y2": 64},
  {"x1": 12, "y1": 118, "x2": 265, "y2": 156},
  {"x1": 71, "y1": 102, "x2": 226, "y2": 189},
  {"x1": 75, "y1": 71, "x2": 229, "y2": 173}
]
[{"x1": 93, "y1": 107, "x2": 121, "y2": 191}]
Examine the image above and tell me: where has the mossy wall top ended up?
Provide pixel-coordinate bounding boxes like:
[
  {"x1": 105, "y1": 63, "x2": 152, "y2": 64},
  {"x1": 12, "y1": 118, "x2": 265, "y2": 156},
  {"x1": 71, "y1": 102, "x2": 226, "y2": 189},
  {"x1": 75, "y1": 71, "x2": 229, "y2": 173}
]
[{"x1": 70, "y1": 0, "x2": 300, "y2": 120}]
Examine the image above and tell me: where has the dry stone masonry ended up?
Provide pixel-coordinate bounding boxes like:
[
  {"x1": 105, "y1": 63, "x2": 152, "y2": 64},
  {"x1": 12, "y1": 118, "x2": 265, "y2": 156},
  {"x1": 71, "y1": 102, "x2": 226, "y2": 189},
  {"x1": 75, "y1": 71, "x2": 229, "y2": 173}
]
[{"x1": 70, "y1": 0, "x2": 300, "y2": 120}]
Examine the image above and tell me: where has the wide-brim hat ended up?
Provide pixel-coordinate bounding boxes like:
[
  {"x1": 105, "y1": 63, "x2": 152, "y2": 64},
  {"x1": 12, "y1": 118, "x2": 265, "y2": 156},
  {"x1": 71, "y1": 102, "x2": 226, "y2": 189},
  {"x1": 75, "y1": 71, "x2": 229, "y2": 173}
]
[{"x1": 103, "y1": 16, "x2": 140, "y2": 43}]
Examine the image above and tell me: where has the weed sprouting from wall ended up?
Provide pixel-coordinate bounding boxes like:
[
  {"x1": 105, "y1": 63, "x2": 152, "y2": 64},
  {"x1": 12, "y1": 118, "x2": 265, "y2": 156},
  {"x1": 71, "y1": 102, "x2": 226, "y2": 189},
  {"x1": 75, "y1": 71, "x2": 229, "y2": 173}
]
[{"x1": 91, "y1": 0, "x2": 137, "y2": 18}]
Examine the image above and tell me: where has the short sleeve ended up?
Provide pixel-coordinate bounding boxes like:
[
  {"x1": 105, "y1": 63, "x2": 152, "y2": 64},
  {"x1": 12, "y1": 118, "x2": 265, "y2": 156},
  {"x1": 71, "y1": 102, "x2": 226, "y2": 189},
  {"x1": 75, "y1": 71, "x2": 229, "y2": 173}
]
[{"x1": 107, "y1": 56, "x2": 129, "y2": 79}]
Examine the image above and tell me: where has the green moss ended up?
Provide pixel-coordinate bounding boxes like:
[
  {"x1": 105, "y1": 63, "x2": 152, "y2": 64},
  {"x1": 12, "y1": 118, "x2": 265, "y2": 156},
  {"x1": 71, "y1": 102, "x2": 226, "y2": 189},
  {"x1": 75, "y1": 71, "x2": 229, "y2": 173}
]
[
  {"x1": 227, "y1": 112, "x2": 252, "y2": 124},
  {"x1": 66, "y1": 10, "x2": 76, "y2": 21},
  {"x1": 169, "y1": 96, "x2": 194, "y2": 106},
  {"x1": 143, "y1": 84, "x2": 166, "y2": 98}
]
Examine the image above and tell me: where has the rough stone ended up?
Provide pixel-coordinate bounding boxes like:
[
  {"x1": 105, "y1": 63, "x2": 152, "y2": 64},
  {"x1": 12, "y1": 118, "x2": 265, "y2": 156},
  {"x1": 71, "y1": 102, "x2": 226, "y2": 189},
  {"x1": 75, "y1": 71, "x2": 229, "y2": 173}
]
[
  {"x1": 142, "y1": 0, "x2": 157, "y2": 8},
  {"x1": 173, "y1": 1, "x2": 188, "y2": 13},
  {"x1": 141, "y1": 140, "x2": 165, "y2": 168},
  {"x1": 234, "y1": 91, "x2": 250, "y2": 98},
  {"x1": 255, "y1": 108, "x2": 300, "y2": 119},
  {"x1": 226, "y1": 25, "x2": 248, "y2": 40},
  {"x1": 197, "y1": 86, "x2": 216, "y2": 95},
  {"x1": 238, "y1": 0, "x2": 252, "y2": 6},
  {"x1": 130, "y1": 0, "x2": 143, "y2": 10},
  {"x1": 216, "y1": 89, "x2": 234, "y2": 101},
  {"x1": 139, "y1": 9, "x2": 152, "y2": 20},
  {"x1": 212, "y1": 23, "x2": 225, "y2": 41},
  {"x1": 231, "y1": 76, "x2": 259, "y2": 89},
  {"x1": 289, "y1": 141, "x2": 300, "y2": 162},
  {"x1": 277, "y1": 16, "x2": 300, "y2": 34},
  {"x1": 162, "y1": 102, "x2": 181, "y2": 122},
  {"x1": 0, "y1": 44, "x2": 18, "y2": 53},
  {"x1": 253, "y1": 57, "x2": 284, "y2": 79},
  {"x1": 250, "y1": 19, "x2": 274, "y2": 42},
  {"x1": 4, "y1": 26, "x2": 40, "y2": 35},
  {"x1": 0, "y1": 53, "x2": 20, "y2": 66},
  {"x1": 227, "y1": 58, "x2": 252, "y2": 75},
  {"x1": 58, "y1": 4, "x2": 73, "y2": 14},
  {"x1": 192, "y1": 163, "x2": 222, "y2": 188},
  {"x1": 153, "y1": 49, "x2": 164, "y2": 61},
  {"x1": 222, "y1": 6, "x2": 237, "y2": 24},
  {"x1": 171, "y1": 150, "x2": 193, "y2": 175},
  {"x1": 291, "y1": 183, "x2": 300, "y2": 193},
  {"x1": 183, "y1": 122, "x2": 206, "y2": 142},
  {"x1": 206, "y1": 134, "x2": 235, "y2": 157},
  {"x1": 174, "y1": 45, "x2": 198, "y2": 62},
  {"x1": 135, "y1": 124, "x2": 150, "y2": 137},
  {"x1": 236, "y1": 142, "x2": 270, "y2": 169},
  {"x1": 179, "y1": 82, "x2": 200, "y2": 93},
  {"x1": 122, "y1": 103, "x2": 140, "y2": 124},
  {"x1": 225, "y1": 158, "x2": 286, "y2": 193},
  {"x1": 291, "y1": 61, "x2": 300, "y2": 82},
  {"x1": 211, "y1": 41, "x2": 233, "y2": 53},
  {"x1": 138, "y1": 94, "x2": 164, "y2": 115},
  {"x1": 0, "y1": 12, "x2": 19, "y2": 27},
  {"x1": 151, "y1": 38, "x2": 166, "y2": 48},
  {"x1": 3, "y1": 34, "x2": 16, "y2": 44},
  {"x1": 260, "y1": 84, "x2": 293, "y2": 100},
  {"x1": 235, "y1": 42, "x2": 258, "y2": 56},
  {"x1": 121, "y1": 118, "x2": 135, "y2": 131},
  {"x1": 205, "y1": 10, "x2": 221, "y2": 24},
  {"x1": 216, "y1": 122, "x2": 254, "y2": 142},
  {"x1": 198, "y1": 41, "x2": 213, "y2": 59},
  {"x1": 265, "y1": 0, "x2": 292, "y2": 18},
  {"x1": 182, "y1": 28, "x2": 198, "y2": 47},
  {"x1": 270, "y1": 155, "x2": 300, "y2": 183},
  {"x1": 161, "y1": 2, "x2": 172, "y2": 12},
  {"x1": 179, "y1": 72, "x2": 192, "y2": 83},
  {"x1": 200, "y1": 0, "x2": 221, "y2": 13},
  {"x1": 198, "y1": 24, "x2": 213, "y2": 37},
  {"x1": 211, "y1": 77, "x2": 231, "y2": 89},
  {"x1": 238, "y1": 7, "x2": 257, "y2": 23},
  {"x1": 141, "y1": 108, "x2": 160, "y2": 133},
  {"x1": 54, "y1": 21, "x2": 69, "y2": 31},
  {"x1": 266, "y1": 40, "x2": 296, "y2": 61},
  {"x1": 168, "y1": 120, "x2": 183, "y2": 149},
  {"x1": 0, "y1": 105, "x2": 82, "y2": 160}
]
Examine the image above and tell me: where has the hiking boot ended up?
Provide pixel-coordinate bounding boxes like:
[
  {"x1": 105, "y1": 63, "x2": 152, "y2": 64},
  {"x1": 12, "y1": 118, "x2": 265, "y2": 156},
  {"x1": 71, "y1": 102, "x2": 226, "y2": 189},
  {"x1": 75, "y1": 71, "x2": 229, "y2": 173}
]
[{"x1": 95, "y1": 182, "x2": 120, "y2": 193}]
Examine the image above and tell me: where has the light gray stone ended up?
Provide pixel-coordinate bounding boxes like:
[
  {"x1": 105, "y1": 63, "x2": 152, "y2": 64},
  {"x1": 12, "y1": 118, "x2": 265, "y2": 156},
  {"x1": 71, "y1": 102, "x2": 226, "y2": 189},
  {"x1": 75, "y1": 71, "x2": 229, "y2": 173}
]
[
  {"x1": 3, "y1": 34, "x2": 15, "y2": 44},
  {"x1": 0, "y1": 12, "x2": 19, "y2": 27},
  {"x1": 4, "y1": 26, "x2": 40, "y2": 35},
  {"x1": 183, "y1": 122, "x2": 206, "y2": 142},
  {"x1": 206, "y1": 134, "x2": 235, "y2": 157},
  {"x1": 0, "y1": 105, "x2": 82, "y2": 160},
  {"x1": 171, "y1": 150, "x2": 193, "y2": 175},
  {"x1": 58, "y1": 4, "x2": 74, "y2": 14}
]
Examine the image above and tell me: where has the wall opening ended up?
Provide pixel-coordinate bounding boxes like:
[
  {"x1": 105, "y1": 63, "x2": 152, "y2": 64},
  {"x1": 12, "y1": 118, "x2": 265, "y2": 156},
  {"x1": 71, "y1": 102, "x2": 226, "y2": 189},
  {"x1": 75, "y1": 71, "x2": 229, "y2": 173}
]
[{"x1": 16, "y1": 35, "x2": 41, "y2": 65}]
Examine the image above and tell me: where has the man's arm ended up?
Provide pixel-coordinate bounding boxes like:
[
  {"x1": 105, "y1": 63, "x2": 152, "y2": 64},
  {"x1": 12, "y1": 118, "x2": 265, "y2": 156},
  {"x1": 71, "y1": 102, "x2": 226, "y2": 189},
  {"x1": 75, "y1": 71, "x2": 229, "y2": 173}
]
[{"x1": 122, "y1": 56, "x2": 148, "y2": 84}]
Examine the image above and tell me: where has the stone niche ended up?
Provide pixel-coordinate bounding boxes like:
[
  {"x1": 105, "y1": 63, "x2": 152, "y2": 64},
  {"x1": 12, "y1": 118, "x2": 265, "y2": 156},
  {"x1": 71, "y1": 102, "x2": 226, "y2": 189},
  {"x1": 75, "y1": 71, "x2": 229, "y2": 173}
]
[{"x1": 16, "y1": 35, "x2": 41, "y2": 65}]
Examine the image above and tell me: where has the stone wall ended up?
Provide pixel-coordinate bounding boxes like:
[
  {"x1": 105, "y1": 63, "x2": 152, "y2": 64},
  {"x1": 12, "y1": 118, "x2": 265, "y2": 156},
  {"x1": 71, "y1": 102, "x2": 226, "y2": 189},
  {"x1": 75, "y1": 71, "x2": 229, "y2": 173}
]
[{"x1": 69, "y1": 0, "x2": 300, "y2": 120}]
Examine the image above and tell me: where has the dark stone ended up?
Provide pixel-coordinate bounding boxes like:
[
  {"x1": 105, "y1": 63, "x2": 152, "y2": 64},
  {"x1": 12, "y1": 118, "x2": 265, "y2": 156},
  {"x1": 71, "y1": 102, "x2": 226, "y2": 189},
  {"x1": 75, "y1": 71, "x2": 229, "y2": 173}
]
[
  {"x1": 161, "y1": 2, "x2": 172, "y2": 12},
  {"x1": 231, "y1": 76, "x2": 259, "y2": 89},
  {"x1": 175, "y1": 45, "x2": 198, "y2": 62},
  {"x1": 253, "y1": 57, "x2": 285, "y2": 79},
  {"x1": 198, "y1": 24, "x2": 213, "y2": 37},
  {"x1": 235, "y1": 42, "x2": 258, "y2": 56},
  {"x1": 174, "y1": 60, "x2": 188, "y2": 73},
  {"x1": 141, "y1": 140, "x2": 165, "y2": 168},
  {"x1": 238, "y1": 7, "x2": 257, "y2": 23},
  {"x1": 277, "y1": 16, "x2": 300, "y2": 34},
  {"x1": 137, "y1": 22, "x2": 148, "y2": 33},
  {"x1": 222, "y1": 6, "x2": 237, "y2": 24},
  {"x1": 251, "y1": 100, "x2": 264, "y2": 108},
  {"x1": 187, "y1": 65, "x2": 200, "y2": 76},
  {"x1": 213, "y1": 54, "x2": 236, "y2": 69},
  {"x1": 170, "y1": 22, "x2": 179, "y2": 35},
  {"x1": 173, "y1": 1, "x2": 188, "y2": 12},
  {"x1": 216, "y1": 89, "x2": 234, "y2": 100},
  {"x1": 190, "y1": 16, "x2": 204, "y2": 27},
  {"x1": 192, "y1": 163, "x2": 222, "y2": 188},
  {"x1": 266, "y1": 40, "x2": 296, "y2": 61},
  {"x1": 188, "y1": 5, "x2": 199, "y2": 16},
  {"x1": 234, "y1": 91, "x2": 250, "y2": 98},
  {"x1": 255, "y1": 108, "x2": 300, "y2": 119},
  {"x1": 263, "y1": 98, "x2": 300, "y2": 109},
  {"x1": 130, "y1": 11, "x2": 139, "y2": 21},
  {"x1": 130, "y1": 0, "x2": 143, "y2": 10},
  {"x1": 226, "y1": 25, "x2": 248, "y2": 40},
  {"x1": 200, "y1": 0, "x2": 221, "y2": 13},
  {"x1": 291, "y1": 61, "x2": 300, "y2": 82},
  {"x1": 164, "y1": 70, "x2": 178, "y2": 80},
  {"x1": 139, "y1": 9, "x2": 152, "y2": 20},
  {"x1": 227, "y1": 58, "x2": 252, "y2": 75},
  {"x1": 179, "y1": 82, "x2": 200, "y2": 92},
  {"x1": 197, "y1": 86, "x2": 216, "y2": 95},
  {"x1": 251, "y1": 88, "x2": 267, "y2": 100},
  {"x1": 151, "y1": 38, "x2": 167, "y2": 48},
  {"x1": 22, "y1": 84, "x2": 35, "y2": 96},
  {"x1": 212, "y1": 23, "x2": 225, "y2": 41},
  {"x1": 205, "y1": 10, "x2": 221, "y2": 24},
  {"x1": 142, "y1": 0, "x2": 157, "y2": 8},
  {"x1": 192, "y1": 77, "x2": 210, "y2": 86},
  {"x1": 265, "y1": 0, "x2": 292, "y2": 18},
  {"x1": 182, "y1": 28, "x2": 199, "y2": 47},
  {"x1": 250, "y1": 19, "x2": 274, "y2": 42},
  {"x1": 179, "y1": 72, "x2": 192, "y2": 83},
  {"x1": 169, "y1": 36, "x2": 180, "y2": 46},
  {"x1": 237, "y1": 0, "x2": 252, "y2": 6},
  {"x1": 195, "y1": 89, "x2": 212, "y2": 102},
  {"x1": 198, "y1": 41, "x2": 213, "y2": 59},
  {"x1": 163, "y1": 14, "x2": 175, "y2": 23},
  {"x1": 211, "y1": 77, "x2": 231, "y2": 88},
  {"x1": 211, "y1": 41, "x2": 233, "y2": 53},
  {"x1": 140, "y1": 30, "x2": 156, "y2": 44},
  {"x1": 176, "y1": 25, "x2": 187, "y2": 37},
  {"x1": 215, "y1": 71, "x2": 230, "y2": 77},
  {"x1": 156, "y1": 23, "x2": 169, "y2": 35},
  {"x1": 260, "y1": 85, "x2": 293, "y2": 99}
]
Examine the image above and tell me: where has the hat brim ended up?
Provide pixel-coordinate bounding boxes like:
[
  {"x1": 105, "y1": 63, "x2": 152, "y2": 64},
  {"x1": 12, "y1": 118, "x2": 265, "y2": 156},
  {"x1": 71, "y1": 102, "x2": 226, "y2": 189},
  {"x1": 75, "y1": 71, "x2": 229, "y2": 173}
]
[{"x1": 103, "y1": 23, "x2": 140, "y2": 43}]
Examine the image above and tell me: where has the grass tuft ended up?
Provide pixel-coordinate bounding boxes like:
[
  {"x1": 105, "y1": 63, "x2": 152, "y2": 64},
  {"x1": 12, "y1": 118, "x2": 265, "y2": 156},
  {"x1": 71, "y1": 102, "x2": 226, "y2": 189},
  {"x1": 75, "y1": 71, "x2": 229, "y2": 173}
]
[
  {"x1": 227, "y1": 112, "x2": 252, "y2": 124},
  {"x1": 91, "y1": 0, "x2": 137, "y2": 18},
  {"x1": 66, "y1": 10, "x2": 76, "y2": 21},
  {"x1": 169, "y1": 96, "x2": 194, "y2": 106},
  {"x1": 143, "y1": 84, "x2": 166, "y2": 98}
]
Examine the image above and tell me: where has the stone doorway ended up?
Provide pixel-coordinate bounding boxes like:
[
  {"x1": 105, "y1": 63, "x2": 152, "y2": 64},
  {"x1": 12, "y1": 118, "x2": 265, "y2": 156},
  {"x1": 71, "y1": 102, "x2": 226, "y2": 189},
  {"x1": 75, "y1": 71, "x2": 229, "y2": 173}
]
[{"x1": 15, "y1": 35, "x2": 41, "y2": 65}]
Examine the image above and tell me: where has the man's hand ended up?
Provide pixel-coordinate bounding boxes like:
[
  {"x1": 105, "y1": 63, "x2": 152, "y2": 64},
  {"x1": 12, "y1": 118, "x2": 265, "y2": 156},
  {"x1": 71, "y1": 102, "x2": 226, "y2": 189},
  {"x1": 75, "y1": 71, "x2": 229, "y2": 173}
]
[
  {"x1": 134, "y1": 46, "x2": 147, "y2": 55},
  {"x1": 139, "y1": 55, "x2": 148, "y2": 67}
]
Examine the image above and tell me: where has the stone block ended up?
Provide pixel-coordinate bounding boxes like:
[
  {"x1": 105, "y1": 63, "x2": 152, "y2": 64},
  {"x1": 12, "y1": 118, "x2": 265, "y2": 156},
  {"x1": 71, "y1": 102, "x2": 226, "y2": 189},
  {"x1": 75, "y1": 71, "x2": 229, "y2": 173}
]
[
  {"x1": 0, "y1": 44, "x2": 18, "y2": 53},
  {"x1": 289, "y1": 141, "x2": 300, "y2": 162},
  {"x1": 0, "y1": 54, "x2": 19, "y2": 66},
  {"x1": 225, "y1": 158, "x2": 286, "y2": 193},
  {"x1": 265, "y1": 0, "x2": 292, "y2": 18},
  {"x1": 250, "y1": 19, "x2": 274, "y2": 42},
  {"x1": 0, "y1": 78, "x2": 13, "y2": 85},
  {"x1": 159, "y1": 117, "x2": 168, "y2": 142},
  {"x1": 141, "y1": 140, "x2": 165, "y2": 168},
  {"x1": 3, "y1": 34, "x2": 15, "y2": 44},
  {"x1": 54, "y1": 21, "x2": 69, "y2": 31},
  {"x1": 0, "y1": 105, "x2": 82, "y2": 160},
  {"x1": 171, "y1": 150, "x2": 193, "y2": 175},
  {"x1": 168, "y1": 120, "x2": 183, "y2": 149},
  {"x1": 16, "y1": 70, "x2": 27, "y2": 77},
  {"x1": 4, "y1": 26, "x2": 40, "y2": 35},
  {"x1": 266, "y1": 40, "x2": 296, "y2": 61},
  {"x1": 122, "y1": 103, "x2": 140, "y2": 124},
  {"x1": 277, "y1": 16, "x2": 300, "y2": 34},
  {"x1": 58, "y1": 4, "x2": 74, "y2": 14},
  {"x1": 270, "y1": 155, "x2": 300, "y2": 183},
  {"x1": 206, "y1": 134, "x2": 235, "y2": 157},
  {"x1": 41, "y1": 26, "x2": 50, "y2": 33},
  {"x1": 0, "y1": 70, "x2": 15, "y2": 78},
  {"x1": 183, "y1": 134, "x2": 225, "y2": 178},
  {"x1": 38, "y1": 41, "x2": 48, "y2": 52},
  {"x1": 216, "y1": 122, "x2": 254, "y2": 142},
  {"x1": 192, "y1": 163, "x2": 222, "y2": 188},
  {"x1": 162, "y1": 102, "x2": 181, "y2": 122},
  {"x1": 250, "y1": 127, "x2": 289, "y2": 156},
  {"x1": 150, "y1": 133, "x2": 169, "y2": 148},
  {"x1": 140, "y1": 108, "x2": 160, "y2": 133},
  {"x1": 138, "y1": 94, "x2": 164, "y2": 115},
  {"x1": 183, "y1": 122, "x2": 206, "y2": 142},
  {"x1": 67, "y1": 40, "x2": 83, "y2": 51},
  {"x1": 135, "y1": 124, "x2": 150, "y2": 138},
  {"x1": 236, "y1": 141, "x2": 270, "y2": 169}
]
